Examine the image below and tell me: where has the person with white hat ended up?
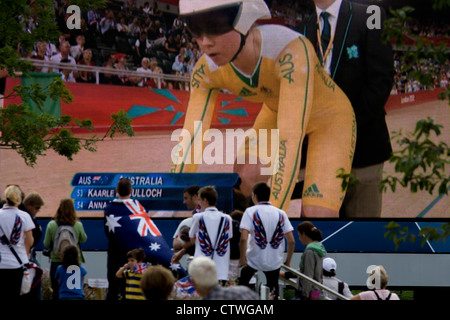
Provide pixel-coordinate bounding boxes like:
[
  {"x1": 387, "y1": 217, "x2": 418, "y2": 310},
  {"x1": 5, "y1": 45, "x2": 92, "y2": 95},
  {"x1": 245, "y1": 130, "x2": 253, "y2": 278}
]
[
  {"x1": 322, "y1": 257, "x2": 352, "y2": 300},
  {"x1": 171, "y1": 0, "x2": 356, "y2": 218}
]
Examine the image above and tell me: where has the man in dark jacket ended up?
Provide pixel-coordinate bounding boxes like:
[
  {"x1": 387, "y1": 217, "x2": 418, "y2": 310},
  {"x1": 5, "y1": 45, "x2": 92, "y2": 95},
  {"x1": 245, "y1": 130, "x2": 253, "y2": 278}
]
[{"x1": 296, "y1": 0, "x2": 394, "y2": 217}]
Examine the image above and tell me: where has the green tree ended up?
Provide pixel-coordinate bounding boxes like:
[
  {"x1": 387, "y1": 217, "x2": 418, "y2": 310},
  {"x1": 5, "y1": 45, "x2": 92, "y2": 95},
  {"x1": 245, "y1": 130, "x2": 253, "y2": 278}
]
[
  {"x1": 381, "y1": 1, "x2": 449, "y2": 248},
  {"x1": 0, "y1": 0, "x2": 134, "y2": 167}
]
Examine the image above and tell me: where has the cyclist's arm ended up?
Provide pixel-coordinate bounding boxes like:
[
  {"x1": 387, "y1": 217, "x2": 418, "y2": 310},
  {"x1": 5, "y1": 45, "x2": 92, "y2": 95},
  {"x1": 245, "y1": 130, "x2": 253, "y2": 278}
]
[{"x1": 171, "y1": 57, "x2": 219, "y2": 173}]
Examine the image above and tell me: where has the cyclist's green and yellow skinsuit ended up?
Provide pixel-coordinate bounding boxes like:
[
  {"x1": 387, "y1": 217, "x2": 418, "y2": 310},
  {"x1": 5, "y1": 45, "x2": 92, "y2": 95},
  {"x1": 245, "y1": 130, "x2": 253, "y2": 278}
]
[{"x1": 171, "y1": 24, "x2": 356, "y2": 213}]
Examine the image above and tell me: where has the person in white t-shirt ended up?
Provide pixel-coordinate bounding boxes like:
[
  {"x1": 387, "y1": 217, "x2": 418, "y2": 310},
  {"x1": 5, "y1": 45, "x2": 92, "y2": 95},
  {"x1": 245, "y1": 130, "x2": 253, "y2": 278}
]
[
  {"x1": 0, "y1": 185, "x2": 35, "y2": 299},
  {"x1": 187, "y1": 186, "x2": 233, "y2": 282},
  {"x1": 239, "y1": 182, "x2": 295, "y2": 299},
  {"x1": 322, "y1": 257, "x2": 352, "y2": 300}
]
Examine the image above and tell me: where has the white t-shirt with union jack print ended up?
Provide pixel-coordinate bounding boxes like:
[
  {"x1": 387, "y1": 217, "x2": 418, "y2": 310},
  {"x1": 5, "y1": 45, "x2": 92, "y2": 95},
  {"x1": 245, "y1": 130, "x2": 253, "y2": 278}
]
[
  {"x1": 240, "y1": 202, "x2": 294, "y2": 272},
  {"x1": 189, "y1": 207, "x2": 233, "y2": 281}
]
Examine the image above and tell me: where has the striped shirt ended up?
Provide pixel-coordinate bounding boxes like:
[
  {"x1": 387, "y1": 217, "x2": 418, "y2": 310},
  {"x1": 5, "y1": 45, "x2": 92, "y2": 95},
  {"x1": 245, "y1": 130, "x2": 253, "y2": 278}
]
[{"x1": 123, "y1": 269, "x2": 145, "y2": 300}]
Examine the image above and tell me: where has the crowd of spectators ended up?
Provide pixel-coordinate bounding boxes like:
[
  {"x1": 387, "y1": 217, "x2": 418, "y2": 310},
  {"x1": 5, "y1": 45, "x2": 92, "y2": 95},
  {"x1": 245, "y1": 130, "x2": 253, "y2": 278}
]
[
  {"x1": 391, "y1": 51, "x2": 450, "y2": 95},
  {"x1": 21, "y1": 0, "x2": 449, "y2": 94},
  {"x1": 24, "y1": 0, "x2": 199, "y2": 90}
]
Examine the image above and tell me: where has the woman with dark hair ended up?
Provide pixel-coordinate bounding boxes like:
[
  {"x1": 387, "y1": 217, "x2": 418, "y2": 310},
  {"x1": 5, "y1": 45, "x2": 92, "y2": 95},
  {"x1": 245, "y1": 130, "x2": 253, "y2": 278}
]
[
  {"x1": 55, "y1": 245, "x2": 87, "y2": 300},
  {"x1": 43, "y1": 199, "x2": 87, "y2": 300},
  {"x1": 296, "y1": 221, "x2": 326, "y2": 300}
]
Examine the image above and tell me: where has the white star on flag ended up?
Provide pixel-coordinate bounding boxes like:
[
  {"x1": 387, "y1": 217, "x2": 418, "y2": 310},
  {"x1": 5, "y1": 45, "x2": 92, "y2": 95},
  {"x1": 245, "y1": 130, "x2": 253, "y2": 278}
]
[
  {"x1": 170, "y1": 263, "x2": 181, "y2": 271},
  {"x1": 149, "y1": 242, "x2": 161, "y2": 251},
  {"x1": 105, "y1": 215, "x2": 122, "y2": 232}
]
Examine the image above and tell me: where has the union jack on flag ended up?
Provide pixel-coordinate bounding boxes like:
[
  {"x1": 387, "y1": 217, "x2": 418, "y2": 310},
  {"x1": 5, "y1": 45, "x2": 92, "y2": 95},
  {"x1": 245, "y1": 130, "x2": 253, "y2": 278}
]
[{"x1": 133, "y1": 262, "x2": 148, "y2": 274}]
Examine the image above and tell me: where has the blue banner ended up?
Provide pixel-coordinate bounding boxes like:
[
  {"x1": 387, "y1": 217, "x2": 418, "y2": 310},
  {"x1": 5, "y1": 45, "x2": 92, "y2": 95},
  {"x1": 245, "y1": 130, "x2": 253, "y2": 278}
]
[{"x1": 71, "y1": 173, "x2": 239, "y2": 212}]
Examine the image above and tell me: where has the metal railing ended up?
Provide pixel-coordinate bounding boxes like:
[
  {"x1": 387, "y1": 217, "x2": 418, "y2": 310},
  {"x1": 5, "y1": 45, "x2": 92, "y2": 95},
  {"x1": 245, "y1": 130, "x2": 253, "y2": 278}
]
[
  {"x1": 280, "y1": 264, "x2": 350, "y2": 300},
  {"x1": 23, "y1": 58, "x2": 191, "y2": 88}
]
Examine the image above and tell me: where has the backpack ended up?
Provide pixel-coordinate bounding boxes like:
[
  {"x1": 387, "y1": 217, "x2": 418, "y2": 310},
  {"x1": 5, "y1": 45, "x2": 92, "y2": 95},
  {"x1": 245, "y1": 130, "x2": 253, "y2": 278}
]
[
  {"x1": 53, "y1": 224, "x2": 77, "y2": 258},
  {"x1": 373, "y1": 290, "x2": 392, "y2": 300}
]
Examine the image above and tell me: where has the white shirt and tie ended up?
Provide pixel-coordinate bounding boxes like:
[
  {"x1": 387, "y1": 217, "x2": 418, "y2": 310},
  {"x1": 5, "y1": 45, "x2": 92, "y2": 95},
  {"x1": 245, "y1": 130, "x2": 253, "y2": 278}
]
[{"x1": 315, "y1": 0, "x2": 342, "y2": 74}]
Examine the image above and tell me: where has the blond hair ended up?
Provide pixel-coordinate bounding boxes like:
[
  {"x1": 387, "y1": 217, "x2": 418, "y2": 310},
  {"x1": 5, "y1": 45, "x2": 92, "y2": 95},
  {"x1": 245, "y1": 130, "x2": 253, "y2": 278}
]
[{"x1": 4, "y1": 185, "x2": 22, "y2": 207}]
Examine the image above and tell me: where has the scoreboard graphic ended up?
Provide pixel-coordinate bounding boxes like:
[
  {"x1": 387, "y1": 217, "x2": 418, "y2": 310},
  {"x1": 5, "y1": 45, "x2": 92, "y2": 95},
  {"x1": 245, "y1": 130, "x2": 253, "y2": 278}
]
[{"x1": 71, "y1": 172, "x2": 239, "y2": 212}]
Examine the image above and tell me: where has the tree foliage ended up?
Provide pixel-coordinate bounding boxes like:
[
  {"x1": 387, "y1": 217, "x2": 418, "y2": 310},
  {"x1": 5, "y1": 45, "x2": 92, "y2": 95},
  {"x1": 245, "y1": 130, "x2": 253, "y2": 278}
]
[{"x1": 381, "y1": 1, "x2": 449, "y2": 249}]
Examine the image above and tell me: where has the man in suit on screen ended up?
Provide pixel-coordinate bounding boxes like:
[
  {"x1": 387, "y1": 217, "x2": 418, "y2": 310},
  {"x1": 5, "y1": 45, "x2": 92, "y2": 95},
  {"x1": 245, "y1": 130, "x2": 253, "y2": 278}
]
[{"x1": 296, "y1": 0, "x2": 394, "y2": 218}]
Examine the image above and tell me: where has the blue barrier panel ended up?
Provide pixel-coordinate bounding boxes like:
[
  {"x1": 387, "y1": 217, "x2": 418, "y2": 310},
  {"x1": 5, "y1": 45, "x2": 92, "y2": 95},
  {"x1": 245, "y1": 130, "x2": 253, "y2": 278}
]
[
  {"x1": 36, "y1": 218, "x2": 450, "y2": 254},
  {"x1": 290, "y1": 221, "x2": 450, "y2": 253},
  {"x1": 70, "y1": 172, "x2": 239, "y2": 212},
  {"x1": 35, "y1": 218, "x2": 181, "y2": 251}
]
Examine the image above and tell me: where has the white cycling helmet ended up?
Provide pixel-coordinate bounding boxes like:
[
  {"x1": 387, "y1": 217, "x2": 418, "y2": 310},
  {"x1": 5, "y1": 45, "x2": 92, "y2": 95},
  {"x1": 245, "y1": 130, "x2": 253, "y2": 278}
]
[{"x1": 179, "y1": 0, "x2": 271, "y2": 35}]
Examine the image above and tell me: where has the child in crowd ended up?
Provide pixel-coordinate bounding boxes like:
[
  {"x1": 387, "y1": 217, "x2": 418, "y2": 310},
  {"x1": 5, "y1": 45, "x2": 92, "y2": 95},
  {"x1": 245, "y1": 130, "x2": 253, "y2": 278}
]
[
  {"x1": 116, "y1": 248, "x2": 147, "y2": 300},
  {"x1": 55, "y1": 245, "x2": 87, "y2": 300}
]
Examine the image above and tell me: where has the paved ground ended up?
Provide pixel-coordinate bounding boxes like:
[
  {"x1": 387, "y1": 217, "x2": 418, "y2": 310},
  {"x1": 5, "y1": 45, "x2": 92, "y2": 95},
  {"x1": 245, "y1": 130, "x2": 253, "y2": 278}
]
[{"x1": 0, "y1": 99, "x2": 448, "y2": 219}]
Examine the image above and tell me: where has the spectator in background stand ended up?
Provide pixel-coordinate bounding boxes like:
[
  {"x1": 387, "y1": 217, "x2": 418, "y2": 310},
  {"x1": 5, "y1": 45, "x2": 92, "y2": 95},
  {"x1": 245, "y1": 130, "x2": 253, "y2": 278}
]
[
  {"x1": 70, "y1": 35, "x2": 85, "y2": 62},
  {"x1": 128, "y1": 17, "x2": 141, "y2": 38},
  {"x1": 113, "y1": 53, "x2": 134, "y2": 86},
  {"x1": 99, "y1": 54, "x2": 116, "y2": 85},
  {"x1": 142, "y1": 2, "x2": 153, "y2": 16},
  {"x1": 185, "y1": 56, "x2": 196, "y2": 77},
  {"x1": 149, "y1": 66, "x2": 173, "y2": 90},
  {"x1": 172, "y1": 53, "x2": 186, "y2": 90},
  {"x1": 184, "y1": 42, "x2": 195, "y2": 62},
  {"x1": 116, "y1": 17, "x2": 130, "y2": 36},
  {"x1": 51, "y1": 40, "x2": 76, "y2": 66},
  {"x1": 135, "y1": 31, "x2": 152, "y2": 64},
  {"x1": 32, "y1": 41, "x2": 52, "y2": 72},
  {"x1": 30, "y1": 54, "x2": 46, "y2": 73},
  {"x1": 76, "y1": 49, "x2": 96, "y2": 83},
  {"x1": 322, "y1": 257, "x2": 352, "y2": 300},
  {"x1": 99, "y1": 10, "x2": 116, "y2": 47},
  {"x1": 147, "y1": 19, "x2": 166, "y2": 47},
  {"x1": 164, "y1": 33, "x2": 179, "y2": 55},
  {"x1": 136, "y1": 57, "x2": 154, "y2": 87},
  {"x1": 87, "y1": 9, "x2": 101, "y2": 36},
  {"x1": 60, "y1": 58, "x2": 77, "y2": 83}
]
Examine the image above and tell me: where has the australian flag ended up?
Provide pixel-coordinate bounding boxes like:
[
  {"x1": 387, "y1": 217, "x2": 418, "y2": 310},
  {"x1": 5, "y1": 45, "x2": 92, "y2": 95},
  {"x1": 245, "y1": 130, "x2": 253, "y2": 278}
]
[{"x1": 104, "y1": 199, "x2": 186, "y2": 277}]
